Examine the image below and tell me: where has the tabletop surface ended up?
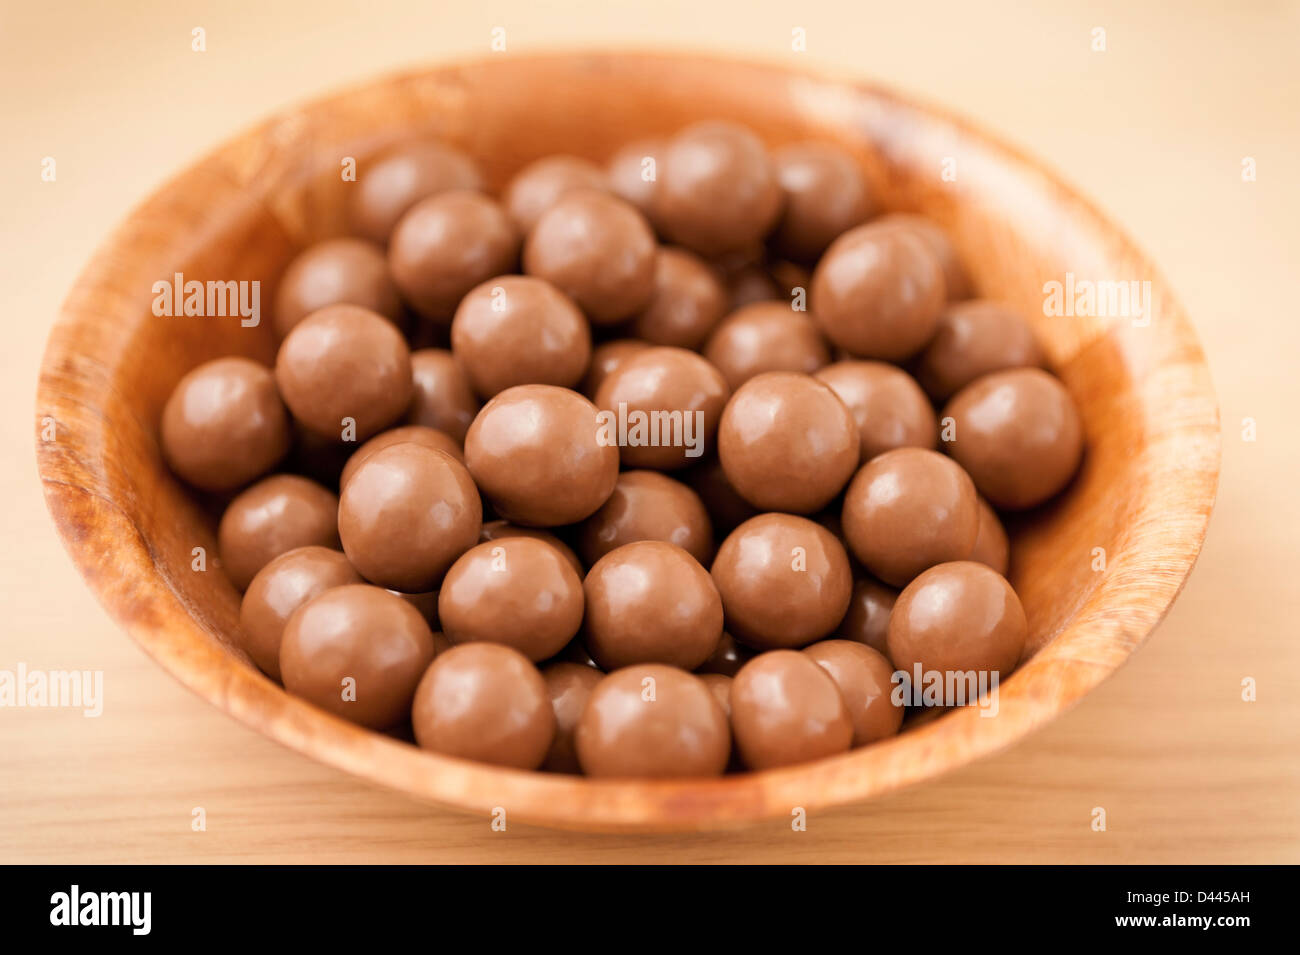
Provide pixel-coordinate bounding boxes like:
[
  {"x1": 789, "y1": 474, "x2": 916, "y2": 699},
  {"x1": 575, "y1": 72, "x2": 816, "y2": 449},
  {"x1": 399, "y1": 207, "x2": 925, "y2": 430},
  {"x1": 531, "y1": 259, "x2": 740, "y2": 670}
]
[{"x1": 2, "y1": 0, "x2": 1297, "y2": 863}]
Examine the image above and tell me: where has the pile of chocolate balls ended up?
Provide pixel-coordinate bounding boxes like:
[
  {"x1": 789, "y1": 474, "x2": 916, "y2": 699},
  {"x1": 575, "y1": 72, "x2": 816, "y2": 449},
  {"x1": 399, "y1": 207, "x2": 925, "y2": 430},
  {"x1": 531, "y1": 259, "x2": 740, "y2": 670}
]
[{"x1": 159, "y1": 121, "x2": 1083, "y2": 777}]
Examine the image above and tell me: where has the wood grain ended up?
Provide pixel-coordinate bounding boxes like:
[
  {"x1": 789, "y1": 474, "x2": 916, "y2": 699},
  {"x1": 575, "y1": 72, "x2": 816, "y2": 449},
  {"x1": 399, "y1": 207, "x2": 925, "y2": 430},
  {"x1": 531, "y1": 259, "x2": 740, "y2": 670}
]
[{"x1": 32, "y1": 53, "x2": 1219, "y2": 831}]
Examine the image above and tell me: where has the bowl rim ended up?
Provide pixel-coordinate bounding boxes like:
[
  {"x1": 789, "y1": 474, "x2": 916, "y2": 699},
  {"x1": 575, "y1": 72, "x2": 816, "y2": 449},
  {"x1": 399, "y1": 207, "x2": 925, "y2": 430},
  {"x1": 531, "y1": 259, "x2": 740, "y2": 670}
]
[{"x1": 35, "y1": 50, "x2": 1221, "y2": 832}]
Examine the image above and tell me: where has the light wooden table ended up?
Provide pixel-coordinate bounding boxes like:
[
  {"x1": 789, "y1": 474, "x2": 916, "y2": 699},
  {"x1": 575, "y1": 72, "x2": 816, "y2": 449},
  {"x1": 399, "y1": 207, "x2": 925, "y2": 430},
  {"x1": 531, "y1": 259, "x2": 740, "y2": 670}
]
[{"x1": 2, "y1": 0, "x2": 1297, "y2": 863}]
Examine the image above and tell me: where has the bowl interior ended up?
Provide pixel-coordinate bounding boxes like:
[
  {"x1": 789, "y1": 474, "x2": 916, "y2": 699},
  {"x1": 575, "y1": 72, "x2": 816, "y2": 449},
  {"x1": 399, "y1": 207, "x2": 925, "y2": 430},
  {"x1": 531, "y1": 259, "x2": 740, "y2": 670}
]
[{"x1": 36, "y1": 52, "x2": 1219, "y2": 831}]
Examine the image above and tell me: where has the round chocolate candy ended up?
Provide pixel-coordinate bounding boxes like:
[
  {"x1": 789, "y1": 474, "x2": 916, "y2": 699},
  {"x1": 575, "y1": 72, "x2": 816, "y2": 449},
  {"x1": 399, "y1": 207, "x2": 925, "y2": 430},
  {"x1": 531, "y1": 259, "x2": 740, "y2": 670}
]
[
  {"x1": 711, "y1": 513, "x2": 853, "y2": 650},
  {"x1": 438, "y1": 537, "x2": 585, "y2": 662},
  {"x1": 653, "y1": 121, "x2": 782, "y2": 256},
  {"x1": 730, "y1": 650, "x2": 853, "y2": 770},
  {"x1": 541, "y1": 662, "x2": 605, "y2": 773},
  {"x1": 809, "y1": 222, "x2": 946, "y2": 360},
  {"x1": 716, "y1": 371, "x2": 858, "y2": 514},
  {"x1": 388, "y1": 190, "x2": 518, "y2": 322},
  {"x1": 274, "y1": 304, "x2": 412, "y2": 441},
  {"x1": 450, "y1": 275, "x2": 591, "y2": 397},
  {"x1": 523, "y1": 190, "x2": 656, "y2": 324},
  {"x1": 338, "y1": 443, "x2": 482, "y2": 592},
  {"x1": 834, "y1": 577, "x2": 898, "y2": 660},
  {"x1": 685, "y1": 454, "x2": 758, "y2": 534},
  {"x1": 702, "y1": 301, "x2": 831, "y2": 390},
  {"x1": 606, "y1": 138, "x2": 664, "y2": 221},
  {"x1": 631, "y1": 247, "x2": 728, "y2": 349},
  {"x1": 339, "y1": 425, "x2": 463, "y2": 488},
  {"x1": 411, "y1": 642, "x2": 555, "y2": 769},
  {"x1": 874, "y1": 213, "x2": 971, "y2": 301},
  {"x1": 479, "y1": 520, "x2": 583, "y2": 576},
  {"x1": 814, "y1": 360, "x2": 937, "y2": 462},
  {"x1": 583, "y1": 541, "x2": 723, "y2": 671},
  {"x1": 942, "y1": 367, "x2": 1084, "y2": 510},
  {"x1": 349, "y1": 140, "x2": 483, "y2": 245},
  {"x1": 841, "y1": 447, "x2": 980, "y2": 587},
  {"x1": 582, "y1": 338, "x2": 650, "y2": 398},
  {"x1": 407, "y1": 348, "x2": 481, "y2": 444},
  {"x1": 273, "y1": 238, "x2": 404, "y2": 339},
  {"x1": 970, "y1": 496, "x2": 1010, "y2": 576},
  {"x1": 218, "y1": 474, "x2": 340, "y2": 592},
  {"x1": 161, "y1": 357, "x2": 290, "y2": 492},
  {"x1": 698, "y1": 673, "x2": 733, "y2": 718},
  {"x1": 578, "y1": 470, "x2": 713, "y2": 567},
  {"x1": 593, "y1": 346, "x2": 730, "y2": 470},
  {"x1": 465, "y1": 384, "x2": 619, "y2": 526},
  {"x1": 503, "y1": 154, "x2": 608, "y2": 235},
  {"x1": 915, "y1": 300, "x2": 1045, "y2": 400},
  {"x1": 803, "y1": 640, "x2": 904, "y2": 746},
  {"x1": 575, "y1": 665, "x2": 730, "y2": 778},
  {"x1": 726, "y1": 264, "x2": 780, "y2": 310},
  {"x1": 280, "y1": 584, "x2": 436, "y2": 729},
  {"x1": 238, "y1": 546, "x2": 362, "y2": 680},
  {"x1": 696, "y1": 631, "x2": 752, "y2": 678},
  {"x1": 887, "y1": 560, "x2": 1027, "y2": 681},
  {"x1": 771, "y1": 142, "x2": 875, "y2": 261}
]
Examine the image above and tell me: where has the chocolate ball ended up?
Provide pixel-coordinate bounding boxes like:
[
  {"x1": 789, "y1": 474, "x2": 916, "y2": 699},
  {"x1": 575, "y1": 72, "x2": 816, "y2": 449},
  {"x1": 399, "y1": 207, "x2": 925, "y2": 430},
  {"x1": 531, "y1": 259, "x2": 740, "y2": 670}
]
[
  {"x1": 438, "y1": 537, "x2": 584, "y2": 661},
  {"x1": 814, "y1": 360, "x2": 937, "y2": 462},
  {"x1": 809, "y1": 222, "x2": 946, "y2": 360},
  {"x1": 887, "y1": 560, "x2": 1027, "y2": 680},
  {"x1": 339, "y1": 425, "x2": 463, "y2": 488},
  {"x1": 970, "y1": 496, "x2": 1010, "y2": 576},
  {"x1": 653, "y1": 121, "x2": 782, "y2": 255},
  {"x1": 875, "y1": 213, "x2": 971, "y2": 301},
  {"x1": 541, "y1": 662, "x2": 605, "y2": 773},
  {"x1": 696, "y1": 631, "x2": 753, "y2": 678},
  {"x1": 841, "y1": 447, "x2": 980, "y2": 587},
  {"x1": 771, "y1": 142, "x2": 875, "y2": 261},
  {"x1": 338, "y1": 443, "x2": 481, "y2": 592},
  {"x1": 582, "y1": 338, "x2": 650, "y2": 398},
  {"x1": 411, "y1": 642, "x2": 555, "y2": 769},
  {"x1": 465, "y1": 384, "x2": 619, "y2": 526},
  {"x1": 280, "y1": 584, "x2": 435, "y2": 729},
  {"x1": 583, "y1": 541, "x2": 723, "y2": 670},
  {"x1": 161, "y1": 357, "x2": 290, "y2": 492},
  {"x1": 803, "y1": 640, "x2": 903, "y2": 746},
  {"x1": 698, "y1": 673, "x2": 733, "y2": 718},
  {"x1": 685, "y1": 454, "x2": 757, "y2": 534},
  {"x1": 388, "y1": 190, "x2": 518, "y2": 322},
  {"x1": 218, "y1": 474, "x2": 340, "y2": 591},
  {"x1": 479, "y1": 520, "x2": 584, "y2": 576},
  {"x1": 451, "y1": 275, "x2": 591, "y2": 397},
  {"x1": 915, "y1": 300, "x2": 1045, "y2": 400},
  {"x1": 703, "y1": 301, "x2": 831, "y2": 390},
  {"x1": 717, "y1": 371, "x2": 858, "y2": 513},
  {"x1": 274, "y1": 304, "x2": 413, "y2": 441},
  {"x1": 834, "y1": 577, "x2": 898, "y2": 660},
  {"x1": 593, "y1": 346, "x2": 730, "y2": 470},
  {"x1": 711, "y1": 513, "x2": 853, "y2": 650},
  {"x1": 730, "y1": 650, "x2": 853, "y2": 770},
  {"x1": 407, "y1": 348, "x2": 481, "y2": 444},
  {"x1": 503, "y1": 154, "x2": 608, "y2": 235},
  {"x1": 606, "y1": 138, "x2": 664, "y2": 221},
  {"x1": 523, "y1": 190, "x2": 656, "y2": 324},
  {"x1": 726, "y1": 264, "x2": 780, "y2": 310},
  {"x1": 239, "y1": 546, "x2": 362, "y2": 680},
  {"x1": 575, "y1": 665, "x2": 729, "y2": 778},
  {"x1": 631, "y1": 247, "x2": 728, "y2": 349},
  {"x1": 349, "y1": 140, "x2": 483, "y2": 245},
  {"x1": 942, "y1": 368, "x2": 1084, "y2": 510},
  {"x1": 273, "y1": 238, "x2": 404, "y2": 339},
  {"x1": 578, "y1": 470, "x2": 713, "y2": 567}
]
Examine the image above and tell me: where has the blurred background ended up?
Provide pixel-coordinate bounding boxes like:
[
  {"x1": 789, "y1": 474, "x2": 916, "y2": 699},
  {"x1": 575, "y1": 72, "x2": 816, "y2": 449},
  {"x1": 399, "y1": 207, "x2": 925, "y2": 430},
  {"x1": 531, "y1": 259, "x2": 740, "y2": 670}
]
[{"x1": 2, "y1": 0, "x2": 1297, "y2": 862}]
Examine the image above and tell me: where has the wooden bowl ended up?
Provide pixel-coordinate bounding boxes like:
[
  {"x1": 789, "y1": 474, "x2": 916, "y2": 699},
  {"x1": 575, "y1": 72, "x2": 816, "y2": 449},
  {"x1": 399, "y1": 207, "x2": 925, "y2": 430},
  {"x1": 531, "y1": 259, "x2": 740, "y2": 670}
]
[{"x1": 35, "y1": 52, "x2": 1220, "y2": 831}]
